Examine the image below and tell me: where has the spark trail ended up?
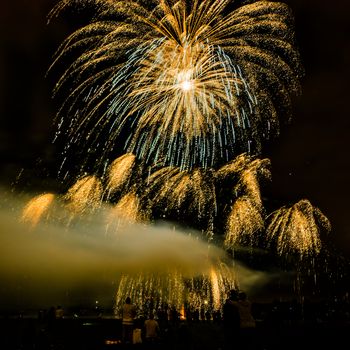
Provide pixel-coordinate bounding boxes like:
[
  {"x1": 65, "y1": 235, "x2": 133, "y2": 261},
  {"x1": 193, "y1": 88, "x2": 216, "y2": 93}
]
[
  {"x1": 18, "y1": 0, "x2": 331, "y2": 310},
  {"x1": 48, "y1": 0, "x2": 302, "y2": 172}
]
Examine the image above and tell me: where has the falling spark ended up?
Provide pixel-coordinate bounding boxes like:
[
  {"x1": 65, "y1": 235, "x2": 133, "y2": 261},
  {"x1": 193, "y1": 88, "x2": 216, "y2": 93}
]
[
  {"x1": 21, "y1": 193, "x2": 55, "y2": 227},
  {"x1": 114, "y1": 259, "x2": 237, "y2": 315},
  {"x1": 115, "y1": 270, "x2": 185, "y2": 316},
  {"x1": 266, "y1": 199, "x2": 331, "y2": 258},
  {"x1": 64, "y1": 175, "x2": 103, "y2": 214},
  {"x1": 216, "y1": 153, "x2": 271, "y2": 205},
  {"x1": 25, "y1": 0, "x2": 331, "y2": 307},
  {"x1": 48, "y1": 0, "x2": 302, "y2": 171},
  {"x1": 106, "y1": 153, "x2": 136, "y2": 197},
  {"x1": 144, "y1": 167, "x2": 216, "y2": 223},
  {"x1": 111, "y1": 192, "x2": 146, "y2": 224},
  {"x1": 210, "y1": 267, "x2": 221, "y2": 310},
  {"x1": 186, "y1": 260, "x2": 237, "y2": 311},
  {"x1": 225, "y1": 196, "x2": 264, "y2": 248}
]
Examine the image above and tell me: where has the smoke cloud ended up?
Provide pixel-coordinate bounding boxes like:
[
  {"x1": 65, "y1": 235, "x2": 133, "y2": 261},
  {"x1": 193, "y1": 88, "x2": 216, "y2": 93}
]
[{"x1": 0, "y1": 190, "x2": 277, "y2": 310}]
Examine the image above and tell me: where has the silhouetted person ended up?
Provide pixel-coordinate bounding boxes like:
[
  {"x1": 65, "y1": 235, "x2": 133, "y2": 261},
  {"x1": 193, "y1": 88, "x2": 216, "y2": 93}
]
[
  {"x1": 169, "y1": 306, "x2": 179, "y2": 326},
  {"x1": 46, "y1": 306, "x2": 56, "y2": 331},
  {"x1": 200, "y1": 308, "x2": 205, "y2": 321},
  {"x1": 156, "y1": 304, "x2": 168, "y2": 337},
  {"x1": 223, "y1": 289, "x2": 240, "y2": 349},
  {"x1": 237, "y1": 291, "x2": 256, "y2": 349},
  {"x1": 55, "y1": 305, "x2": 64, "y2": 319},
  {"x1": 122, "y1": 297, "x2": 136, "y2": 344},
  {"x1": 193, "y1": 309, "x2": 200, "y2": 322},
  {"x1": 144, "y1": 313, "x2": 160, "y2": 348},
  {"x1": 237, "y1": 292, "x2": 255, "y2": 328},
  {"x1": 205, "y1": 309, "x2": 212, "y2": 321},
  {"x1": 213, "y1": 309, "x2": 222, "y2": 324}
]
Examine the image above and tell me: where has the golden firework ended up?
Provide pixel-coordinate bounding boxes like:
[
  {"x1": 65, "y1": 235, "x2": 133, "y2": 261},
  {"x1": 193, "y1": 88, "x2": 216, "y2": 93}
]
[
  {"x1": 106, "y1": 153, "x2": 136, "y2": 198},
  {"x1": 49, "y1": 0, "x2": 301, "y2": 170},
  {"x1": 266, "y1": 199, "x2": 331, "y2": 258},
  {"x1": 225, "y1": 195, "x2": 264, "y2": 248},
  {"x1": 64, "y1": 175, "x2": 103, "y2": 214},
  {"x1": 216, "y1": 153, "x2": 271, "y2": 205},
  {"x1": 114, "y1": 258, "x2": 237, "y2": 315},
  {"x1": 144, "y1": 166, "x2": 216, "y2": 219},
  {"x1": 115, "y1": 270, "x2": 185, "y2": 316},
  {"x1": 21, "y1": 193, "x2": 56, "y2": 227},
  {"x1": 40, "y1": 0, "x2": 332, "y2": 303},
  {"x1": 110, "y1": 191, "x2": 146, "y2": 224}
]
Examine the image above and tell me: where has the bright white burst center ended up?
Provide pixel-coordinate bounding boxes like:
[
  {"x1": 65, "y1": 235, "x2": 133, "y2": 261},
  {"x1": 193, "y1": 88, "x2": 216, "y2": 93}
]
[
  {"x1": 177, "y1": 70, "x2": 193, "y2": 92},
  {"x1": 180, "y1": 80, "x2": 193, "y2": 91}
]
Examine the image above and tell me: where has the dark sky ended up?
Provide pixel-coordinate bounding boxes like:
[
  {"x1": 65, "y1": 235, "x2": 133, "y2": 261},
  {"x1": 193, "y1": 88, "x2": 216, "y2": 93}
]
[{"x1": 0, "y1": 0, "x2": 349, "y2": 258}]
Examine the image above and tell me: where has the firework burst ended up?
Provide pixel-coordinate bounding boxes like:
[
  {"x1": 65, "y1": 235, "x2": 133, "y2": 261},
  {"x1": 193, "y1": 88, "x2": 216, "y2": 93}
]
[
  {"x1": 216, "y1": 153, "x2": 271, "y2": 205},
  {"x1": 114, "y1": 259, "x2": 237, "y2": 316},
  {"x1": 266, "y1": 199, "x2": 331, "y2": 258},
  {"x1": 105, "y1": 153, "x2": 136, "y2": 199},
  {"x1": 225, "y1": 195, "x2": 264, "y2": 248},
  {"x1": 49, "y1": 0, "x2": 302, "y2": 172},
  {"x1": 18, "y1": 0, "x2": 332, "y2": 308},
  {"x1": 21, "y1": 193, "x2": 56, "y2": 227},
  {"x1": 64, "y1": 175, "x2": 103, "y2": 214},
  {"x1": 110, "y1": 191, "x2": 147, "y2": 224}
]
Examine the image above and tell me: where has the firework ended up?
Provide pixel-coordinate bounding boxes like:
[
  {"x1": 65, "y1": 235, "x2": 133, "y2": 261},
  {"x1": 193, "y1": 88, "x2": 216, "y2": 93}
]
[
  {"x1": 143, "y1": 166, "x2": 216, "y2": 233},
  {"x1": 105, "y1": 153, "x2": 136, "y2": 198},
  {"x1": 64, "y1": 175, "x2": 103, "y2": 214},
  {"x1": 32, "y1": 0, "x2": 332, "y2": 307},
  {"x1": 114, "y1": 259, "x2": 237, "y2": 316},
  {"x1": 48, "y1": 0, "x2": 301, "y2": 172},
  {"x1": 115, "y1": 270, "x2": 185, "y2": 316},
  {"x1": 266, "y1": 199, "x2": 331, "y2": 258},
  {"x1": 225, "y1": 195, "x2": 264, "y2": 248},
  {"x1": 216, "y1": 153, "x2": 271, "y2": 205},
  {"x1": 21, "y1": 193, "x2": 56, "y2": 227},
  {"x1": 20, "y1": 152, "x2": 270, "y2": 245},
  {"x1": 20, "y1": 149, "x2": 331, "y2": 263},
  {"x1": 109, "y1": 191, "x2": 147, "y2": 224},
  {"x1": 186, "y1": 262, "x2": 237, "y2": 311}
]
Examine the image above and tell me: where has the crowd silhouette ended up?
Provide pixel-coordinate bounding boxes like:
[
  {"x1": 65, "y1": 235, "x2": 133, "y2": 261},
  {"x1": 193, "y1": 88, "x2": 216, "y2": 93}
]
[{"x1": 1, "y1": 291, "x2": 350, "y2": 349}]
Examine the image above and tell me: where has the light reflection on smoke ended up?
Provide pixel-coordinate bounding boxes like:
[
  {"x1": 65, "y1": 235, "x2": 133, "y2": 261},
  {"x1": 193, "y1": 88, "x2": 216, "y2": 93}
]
[{"x1": 0, "y1": 190, "x2": 274, "y2": 310}]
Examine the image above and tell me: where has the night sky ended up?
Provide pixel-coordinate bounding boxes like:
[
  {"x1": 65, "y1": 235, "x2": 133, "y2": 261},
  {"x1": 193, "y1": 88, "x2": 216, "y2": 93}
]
[{"x1": 0, "y1": 0, "x2": 349, "y2": 259}]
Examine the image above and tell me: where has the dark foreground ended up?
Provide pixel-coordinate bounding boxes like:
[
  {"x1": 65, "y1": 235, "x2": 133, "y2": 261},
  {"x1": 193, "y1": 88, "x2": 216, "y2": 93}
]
[{"x1": 1, "y1": 314, "x2": 349, "y2": 350}]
